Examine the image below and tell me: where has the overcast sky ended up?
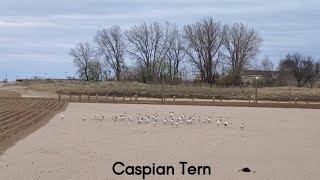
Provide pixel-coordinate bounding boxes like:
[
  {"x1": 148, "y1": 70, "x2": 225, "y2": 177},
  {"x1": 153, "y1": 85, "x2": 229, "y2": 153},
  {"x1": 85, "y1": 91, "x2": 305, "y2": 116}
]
[{"x1": 0, "y1": 0, "x2": 319, "y2": 80}]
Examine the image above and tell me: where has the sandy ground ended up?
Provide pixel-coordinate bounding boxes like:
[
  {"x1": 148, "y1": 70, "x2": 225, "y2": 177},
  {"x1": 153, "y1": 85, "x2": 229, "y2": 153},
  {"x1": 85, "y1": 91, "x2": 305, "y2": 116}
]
[
  {"x1": 1, "y1": 103, "x2": 320, "y2": 180},
  {"x1": 0, "y1": 86, "x2": 56, "y2": 98}
]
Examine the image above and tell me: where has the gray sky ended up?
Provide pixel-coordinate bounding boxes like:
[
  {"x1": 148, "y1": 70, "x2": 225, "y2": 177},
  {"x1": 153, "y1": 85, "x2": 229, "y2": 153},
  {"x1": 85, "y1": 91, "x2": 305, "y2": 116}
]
[{"x1": 0, "y1": 0, "x2": 319, "y2": 80}]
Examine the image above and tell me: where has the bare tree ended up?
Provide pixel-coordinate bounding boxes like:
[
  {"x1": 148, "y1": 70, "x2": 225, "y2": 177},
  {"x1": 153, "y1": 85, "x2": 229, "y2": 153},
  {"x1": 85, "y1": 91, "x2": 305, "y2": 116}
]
[
  {"x1": 261, "y1": 55, "x2": 274, "y2": 71},
  {"x1": 94, "y1": 25, "x2": 125, "y2": 81},
  {"x1": 87, "y1": 59, "x2": 103, "y2": 82},
  {"x1": 121, "y1": 65, "x2": 140, "y2": 81},
  {"x1": 260, "y1": 56, "x2": 275, "y2": 86},
  {"x1": 70, "y1": 42, "x2": 95, "y2": 81},
  {"x1": 125, "y1": 21, "x2": 171, "y2": 83},
  {"x1": 278, "y1": 59, "x2": 294, "y2": 86},
  {"x1": 306, "y1": 60, "x2": 320, "y2": 88},
  {"x1": 166, "y1": 25, "x2": 186, "y2": 81},
  {"x1": 223, "y1": 23, "x2": 263, "y2": 86},
  {"x1": 184, "y1": 17, "x2": 224, "y2": 85},
  {"x1": 280, "y1": 52, "x2": 314, "y2": 87}
]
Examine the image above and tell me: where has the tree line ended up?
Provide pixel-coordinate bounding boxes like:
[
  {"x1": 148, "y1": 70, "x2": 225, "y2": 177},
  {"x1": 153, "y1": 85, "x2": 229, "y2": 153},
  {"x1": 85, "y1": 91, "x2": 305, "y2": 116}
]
[
  {"x1": 278, "y1": 53, "x2": 320, "y2": 88},
  {"x1": 70, "y1": 17, "x2": 319, "y2": 87}
]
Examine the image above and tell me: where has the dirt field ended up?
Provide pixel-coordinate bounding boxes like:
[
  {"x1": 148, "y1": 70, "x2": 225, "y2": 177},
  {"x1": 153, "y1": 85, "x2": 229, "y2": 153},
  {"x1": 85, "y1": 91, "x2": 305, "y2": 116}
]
[
  {"x1": 0, "y1": 97, "x2": 67, "y2": 155},
  {"x1": 0, "y1": 86, "x2": 56, "y2": 98},
  {"x1": 0, "y1": 103, "x2": 319, "y2": 180},
  {"x1": 0, "y1": 90, "x2": 21, "y2": 98}
]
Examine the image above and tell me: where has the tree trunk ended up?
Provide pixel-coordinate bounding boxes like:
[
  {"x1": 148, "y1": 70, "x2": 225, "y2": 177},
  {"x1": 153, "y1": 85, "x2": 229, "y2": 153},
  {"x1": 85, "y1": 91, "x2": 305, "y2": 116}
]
[{"x1": 116, "y1": 71, "x2": 121, "y2": 82}]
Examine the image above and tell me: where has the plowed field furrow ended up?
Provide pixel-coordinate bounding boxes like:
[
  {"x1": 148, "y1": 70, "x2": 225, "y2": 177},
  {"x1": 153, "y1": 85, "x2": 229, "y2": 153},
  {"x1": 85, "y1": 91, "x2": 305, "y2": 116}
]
[
  {"x1": 42, "y1": 101, "x2": 58, "y2": 110},
  {"x1": 27, "y1": 100, "x2": 49, "y2": 110},
  {"x1": 41, "y1": 101, "x2": 58, "y2": 110},
  {"x1": 50, "y1": 102, "x2": 62, "y2": 111},
  {"x1": 0, "y1": 111, "x2": 18, "y2": 119},
  {"x1": 35, "y1": 101, "x2": 53, "y2": 110},
  {"x1": 0, "y1": 110, "x2": 27, "y2": 123},
  {"x1": 0, "y1": 110, "x2": 12, "y2": 116},
  {"x1": 0, "y1": 97, "x2": 66, "y2": 155},
  {"x1": 1, "y1": 111, "x2": 40, "y2": 132},
  {"x1": 51, "y1": 103, "x2": 61, "y2": 111},
  {"x1": 19, "y1": 100, "x2": 37, "y2": 109},
  {"x1": 0, "y1": 110, "x2": 34, "y2": 127},
  {"x1": 55, "y1": 103, "x2": 63, "y2": 111},
  {"x1": 0, "y1": 111, "x2": 48, "y2": 137},
  {"x1": 15, "y1": 100, "x2": 33, "y2": 108}
]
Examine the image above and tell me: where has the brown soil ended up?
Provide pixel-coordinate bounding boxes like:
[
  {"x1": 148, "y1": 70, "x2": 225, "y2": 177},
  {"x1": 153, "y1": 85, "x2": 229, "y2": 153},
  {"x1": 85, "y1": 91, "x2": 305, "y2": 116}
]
[
  {"x1": 0, "y1": 90, "x2": 21, "y2": 98},
  {"x1": 0, "y1": 97, "x2": 67, "y2": 155}
]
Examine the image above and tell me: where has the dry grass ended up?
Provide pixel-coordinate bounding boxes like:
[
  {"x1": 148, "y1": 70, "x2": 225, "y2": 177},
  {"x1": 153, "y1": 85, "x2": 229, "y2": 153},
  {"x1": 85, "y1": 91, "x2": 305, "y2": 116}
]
[{"x1": 9, "y1": 80, "x2": 320, "y2": 102}]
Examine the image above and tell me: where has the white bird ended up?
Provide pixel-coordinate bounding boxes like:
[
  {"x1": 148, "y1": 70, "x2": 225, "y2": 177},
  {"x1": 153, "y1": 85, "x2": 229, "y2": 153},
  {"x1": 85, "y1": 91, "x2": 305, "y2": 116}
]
[
  {"x1": 83, "y1": 115, "x2": 86, "y2": 121},
  {"x1": 187, "y1": 118, "x2": 193, "y2": 125},
  {"x1": 128, "y1": 115, "x2": 134, "y2": 121},
  {"x1": 181, "y1": 114, "x2": 186, "y2": 122},
  {"x1": 170, "y1": 118, "x2": 174, "y2": 125},
  {"x1": 136, "y1": 114, "x2": 142, "y2": 120},
  {"x1": 100, "y1": 116, "x2": 104, "y2": 121},
  {"x1": 169, "y1": 112, "x2": 174, "y2": 118},
  {"x1": 119, "y1": 115, "x2": 125, "y2": 121},
  {"x1": 224, "y1": 121, "x2": 228, "y2": 126},
  {"x1": 60, "y1": 114, "x2": 64, "y2": 120},
  {"x1": 152, "y1": 115, "x2": 158, "y2": 122},
  {"x1": 217, "y1": 117, "x2": 221, "y2": 126},
  {"x1": 228, "y1": 120, "x2": 232, "y2": 124},
  {"x1": 192, "y1": 114, "x2": 196, "y2": 121},
  {"x1": 240, "y1": 123, "x2": 245, "y2": 130},
  {"x1": 112, "y1": 116, "x2": 118, "y2": 122},
  {"x1": 175, "y1": 120, "x2": 179, "y2": 127},
  {"x1": 207, "y1": 117, "x2": 212, "y2": 123},
  {"x1": 203, "y1": 118, "x2": 207, "y2": 123},
  {"x1": 145, "y1": 116, "x2": 150, "y2": 123},
  {"x1": 163, "y1": 117, "x2": 168, "y2": 124},
  {"x1": 138, "y1": 118, "x2": 143, "y2": 124},
  {"x1": 153, "y1": 121, "x2": 157, "y2": 126},
  {"x1": 179, "y1": 117, "x2": 183, "y2": 123}
]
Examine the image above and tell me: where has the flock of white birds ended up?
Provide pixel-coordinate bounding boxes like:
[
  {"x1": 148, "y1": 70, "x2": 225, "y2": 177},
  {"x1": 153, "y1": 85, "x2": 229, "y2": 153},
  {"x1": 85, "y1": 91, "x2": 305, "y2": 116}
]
[
  {"x1": 111, "y1": 111, "x2": 245, "y2": 130},
  {"x1": 60, "y1": 112, "x2": 245, "y2": 129}
]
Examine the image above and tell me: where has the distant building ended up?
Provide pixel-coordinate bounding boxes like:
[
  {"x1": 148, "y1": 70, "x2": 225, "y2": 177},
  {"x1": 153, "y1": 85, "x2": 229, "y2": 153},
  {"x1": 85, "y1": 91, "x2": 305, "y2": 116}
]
[
  {"x1": 242, "y1": 70, "x2": 280, "y2": 85},
  {"x1": 193, "y1": 71, "x2": 220, "y2": 82},
  {"x1": 16, "y1": 78, "x2": 82, "y2": 82}
]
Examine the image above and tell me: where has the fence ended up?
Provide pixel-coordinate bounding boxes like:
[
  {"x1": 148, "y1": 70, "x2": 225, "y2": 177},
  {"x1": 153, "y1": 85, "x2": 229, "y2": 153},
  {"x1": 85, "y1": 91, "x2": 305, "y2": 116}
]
[{"x1": 57, "y1": 93, "x2": 313, "y2": 106}]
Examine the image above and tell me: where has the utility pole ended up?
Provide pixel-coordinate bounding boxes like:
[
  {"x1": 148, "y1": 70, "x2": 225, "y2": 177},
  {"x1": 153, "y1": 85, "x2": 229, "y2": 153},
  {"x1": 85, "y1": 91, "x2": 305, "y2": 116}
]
[
  {"x1": 289, "y1": 84, "x2": 292, "y2": 104},
  {"x1": 255, "y1": 76, "x2": 258, "y2": 104},
  {"x1": 161, "y1": 75, "x2": 164, "y2": 104}
]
